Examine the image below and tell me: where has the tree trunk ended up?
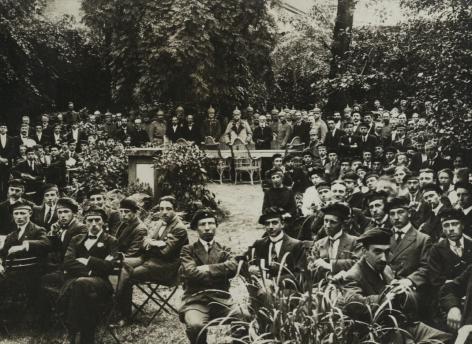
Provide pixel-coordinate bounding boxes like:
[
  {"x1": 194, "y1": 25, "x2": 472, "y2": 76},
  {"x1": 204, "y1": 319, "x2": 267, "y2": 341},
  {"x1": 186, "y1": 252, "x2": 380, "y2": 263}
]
[{"x1": 327, "y1": 0, "x2": 355, "y2": 110}]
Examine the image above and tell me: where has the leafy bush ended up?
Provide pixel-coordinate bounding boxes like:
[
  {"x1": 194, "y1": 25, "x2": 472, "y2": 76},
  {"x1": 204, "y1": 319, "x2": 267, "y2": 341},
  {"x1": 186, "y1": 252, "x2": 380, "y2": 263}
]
[{"x1": 154, "y1": 144, "x2": 223, "y2": 220}]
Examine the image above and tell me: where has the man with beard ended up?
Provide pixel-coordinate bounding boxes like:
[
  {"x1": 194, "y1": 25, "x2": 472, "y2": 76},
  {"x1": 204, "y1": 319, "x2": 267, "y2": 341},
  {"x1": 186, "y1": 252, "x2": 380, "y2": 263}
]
[
  {"x1": 61, "y1": 206, "x2": 118, "y2": 344},
  {"x1": 165, "y1": 116, "x2": 184, "y2": 143},
  {"x1": 341, "y1": 229, "x2": 451, "y2": 344},
  {"x1": 33, "y1": 184, "x2": 59, "y2": 231},
  {"x1": 0, "y1": 179, "x2": 35, "y2": 235},
  {"x1": 115, "y1": 196, "x2": 188, "y2": 324},
  {"x1": 179, "y1": 208, "x2": 240, "y2": 344},
  {"x1": 290, "y1": 111, "x2": 310, "y2": 147},
  {"x1": 253, "y1": 115, "x2": 273, "y2": 150},
  {"x1": 200, "y1": 106, "x2": 222, "y2": 143},
  {"x1": 181, "y1": 114, "x2": 201, "y2": 145},
  {"x1": 223, "y1": 107, "x2": 252, "y2": 144}
]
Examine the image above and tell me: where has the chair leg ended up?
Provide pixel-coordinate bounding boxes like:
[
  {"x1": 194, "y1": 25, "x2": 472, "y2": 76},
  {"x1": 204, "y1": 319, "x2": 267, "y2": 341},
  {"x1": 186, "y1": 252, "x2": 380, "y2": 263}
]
[
  {"x1": 249, "y1": 171, "x2": 254, "y2": 185},
  {"x1": 234, "y1": 171, "x2": 238, "y2": 184}
]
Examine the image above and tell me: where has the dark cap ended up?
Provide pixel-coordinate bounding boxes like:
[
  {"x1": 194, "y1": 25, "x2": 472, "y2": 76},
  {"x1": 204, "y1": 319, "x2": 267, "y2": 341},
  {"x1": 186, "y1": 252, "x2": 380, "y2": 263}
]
[
  {"x1": 269, "y1": 168, "x2": 284, "y2": 177},
  {"x1": 258, "y1": 207, "x2": 285, "y2": 225},
  {"x1": 42, "y1": 183, "x2": 59, "y2": 195},
  {"x1": 57, "y1": 197, "x2": 79, "y2": 213},
  {"x1": 385, "y1": 146, "x2": 397, "y2": 154},
  {"x1": 11, "y1": 200, "x2": 33, "y2": 212},
  {"x1": 83, "y1": 205, "x2": 107, "y2": 221},
  {"x1": 87, "y1": 187, "x2": 106, "y2": 198},
  {"x1": 385, "y1": 197, "x2": 410, "y2": 213},
  {"x1": 322, "y1": 203, "x2": 350, "y2": 221},
  {"x1": 190, "y1": 208, "x2": 217, "y2": 230},
  {"x1": 358, "y1": 228, "x2": 392, "y2": 246},
  {"x1": 8, "y1": 179, "x2": 25, "y2": 188},
  {"x1": 366, "y1": 191, "x2": 388, "y2": 205},
  {"x1": 316, "y1": 181, "x2": 331, "y2": 191},
  {"x1": 455, "y1": 181, "x2": 472, "y2": 194},
  {"x1": 438, "y1": 207, "x2": 464, "y2": 222},
  {"x1": 406, "y1": 173, "x2": 419, "y2": 182},
  {"x1": 342, "y1": 171, "x2": 358, "y2": 182},
  {"x1": 421, "y1": 183, "x2": 442, "y2": 195},
  {"x1": 119, "y1": 198, "x2": 139, "y2": 212}
]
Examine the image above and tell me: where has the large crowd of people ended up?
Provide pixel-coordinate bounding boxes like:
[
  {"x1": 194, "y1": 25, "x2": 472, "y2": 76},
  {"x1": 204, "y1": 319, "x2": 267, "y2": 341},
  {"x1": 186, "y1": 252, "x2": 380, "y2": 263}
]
[{"x1": 0, "y1": 98, "x2": 472, "y2": 344}]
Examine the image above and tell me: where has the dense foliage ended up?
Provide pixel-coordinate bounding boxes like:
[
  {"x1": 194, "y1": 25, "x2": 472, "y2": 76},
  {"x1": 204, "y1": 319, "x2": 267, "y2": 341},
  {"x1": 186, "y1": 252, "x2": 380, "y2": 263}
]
[
  {"x1": 81, "y1": 0, "x2": 278, "y2": 115},
  {"x1": 154, "y1": 144, "x2": 222, "y2": 219}
]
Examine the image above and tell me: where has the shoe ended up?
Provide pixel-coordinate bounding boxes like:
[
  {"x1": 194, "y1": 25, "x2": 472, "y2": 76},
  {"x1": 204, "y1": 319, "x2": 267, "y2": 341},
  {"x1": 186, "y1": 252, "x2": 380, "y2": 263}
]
[{"x1": 109, "y1": 319, "x2": 127, "y2": 328}]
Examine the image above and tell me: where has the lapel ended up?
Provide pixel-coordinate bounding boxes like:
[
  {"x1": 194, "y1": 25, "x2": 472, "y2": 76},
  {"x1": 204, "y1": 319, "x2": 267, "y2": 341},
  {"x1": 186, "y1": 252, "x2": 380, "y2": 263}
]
[
  {"x1": 194, "y1": 240, "x2": 208, "y2": 265},
  {"x1": 117, "y1": 218, "x2": 138, "y2": 241},
  {"x1": 279, "y1": 234, "x2": 292, "y2": 260},
  {"x1": 208, "y1": 242, "x2": 223, "y2": 264},
  {"x1": 336, "y1": 232, "x2": 351, "y2": 258},
  {"x1": 319, "y1": 237, "x2": 329, "y2": 259},
  {"x1": 463, "y1": 237, "x2": 472, "y2": 259},
  {"x1": 359, "y1": 259, "x2": 386, "y2": 294},
  {"x1": 86, "y1": 231, "x2": 105, "y2": 253},
  {"x1": 159, "y1": 217, "x2": 177, "y2": 239},
  {"x1": 390, "y1": 226, "x2": 416, "y2": 260}
]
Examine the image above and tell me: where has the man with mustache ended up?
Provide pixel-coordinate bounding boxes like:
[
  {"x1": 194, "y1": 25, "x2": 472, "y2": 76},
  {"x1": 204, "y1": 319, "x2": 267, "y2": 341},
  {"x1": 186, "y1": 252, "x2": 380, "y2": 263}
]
[{"x1": 0, "y1": 179, "x2": 35, "y2": 235}]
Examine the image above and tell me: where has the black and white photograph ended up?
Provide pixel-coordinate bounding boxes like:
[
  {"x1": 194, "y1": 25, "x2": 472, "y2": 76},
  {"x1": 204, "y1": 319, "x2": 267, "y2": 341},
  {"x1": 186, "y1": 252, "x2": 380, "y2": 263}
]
[{"x1": 0, "y1": 0, "x2": 471, "y2": 343}]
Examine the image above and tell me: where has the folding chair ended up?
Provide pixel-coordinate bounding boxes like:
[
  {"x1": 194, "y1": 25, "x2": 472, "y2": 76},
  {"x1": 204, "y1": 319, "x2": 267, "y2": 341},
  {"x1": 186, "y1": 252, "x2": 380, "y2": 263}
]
[{"x1": 131, "y1": 279, "x2": 179, "y2": 326}]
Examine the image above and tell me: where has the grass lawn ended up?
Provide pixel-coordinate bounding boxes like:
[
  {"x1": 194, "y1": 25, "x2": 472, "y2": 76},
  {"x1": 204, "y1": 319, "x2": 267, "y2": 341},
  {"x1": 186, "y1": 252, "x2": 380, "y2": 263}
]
[{"x1": 1, "y1": 183, "x2": 264, "y2": 344}]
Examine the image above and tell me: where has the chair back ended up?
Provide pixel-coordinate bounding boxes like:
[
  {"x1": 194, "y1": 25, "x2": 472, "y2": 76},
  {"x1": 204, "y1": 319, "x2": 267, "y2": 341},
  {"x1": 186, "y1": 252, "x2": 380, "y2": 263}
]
[
  {"x1": 202, "y1": 136, "x2": 219, "y2": 150},
  {"x1": 5, "y1": 256, "x2": 41, "y2": 273},
  {"x1": 175, "y1": 138, "x2": 191, "y2": 146},
  {"x1": 285, "y1": 136, "x2": 305, "y2": 155}
]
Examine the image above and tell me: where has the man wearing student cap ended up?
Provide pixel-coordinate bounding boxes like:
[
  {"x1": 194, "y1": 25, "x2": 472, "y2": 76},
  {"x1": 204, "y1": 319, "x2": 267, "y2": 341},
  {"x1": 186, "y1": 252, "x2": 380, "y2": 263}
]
[
  {"x1": 341, "y1": 228, "x2": 452, "y2": 344},
  {"x1": 179, "y1": 208, "x2": 239, "y2": 344},
  {"x1": 308, "y1": 203, "x2": 360, "y2": 281},
  {"x1": 61, "y1": 205, "x2": 118, "y2": 344},
  {"x1": 32, "y1": 183, "x2": 59, "y2": 231},
  {"x1": 365, "y1": 191, "x2": 393, "y2": 232},
  {"x1": 418, "y1": 183, "x2": 449, "y2": 242},
  {"x1": 86, "y1": 187, "x2": 121, "y2": 232},
  {"x1": 0, "y1": 179, "x2": 34, "y2": 235},
  {"x1": 262, "y1": 168, "x2": 297, "y2": 219}
]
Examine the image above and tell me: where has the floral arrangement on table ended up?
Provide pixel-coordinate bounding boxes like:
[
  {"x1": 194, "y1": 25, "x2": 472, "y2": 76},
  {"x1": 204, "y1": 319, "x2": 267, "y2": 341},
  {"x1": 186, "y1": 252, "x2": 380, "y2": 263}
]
[{"x1": 154, "y1": 143, "x2": 222, "y2": 220}]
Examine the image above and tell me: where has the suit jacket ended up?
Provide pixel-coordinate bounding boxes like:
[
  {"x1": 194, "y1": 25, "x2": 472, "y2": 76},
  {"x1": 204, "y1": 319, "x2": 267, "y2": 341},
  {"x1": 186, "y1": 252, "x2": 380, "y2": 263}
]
[
  {"x1": 358, "y1": 134, "x2": 379, "y2": 153},
  {"x1": 181, "y1": 124, "x2": 201, "y2": 144},
  {"x1": 66, "y1": 128, "x2": 87, "y2": 143},
  {"x1": 310, "y1": 231, "x2": 360, "y2": 274},
  {"x1": 1, "y1": 221, "x2": 51, "y2": 261},
  {"x1": 129, "y1": 128, "x2": 150, "y2": 147},
  {"x1": 0, "y1": 135, "x2": 15, "y2": 162},
  {"x1": 200, "y1": 119, "x2": 222, "y2": 142},
  {"x1": 12, "y1": 160, "x2": 45, "y2": 192},
  {"x1": 143, "y1": 216, "x2": 189, "y2": 262},
  {"x1": 165, "y1": 124, "x2": 184, "y2": 142},
  {"x1": 324, "y1": 129, "x2": 344, "y2": 150},
  {"x1": 180, "y1": 240, "x2": 238, "y2": 311},
  {"x1": 32, "y1": 204, "x2": 59, "y2": 231},
  {"x1": 45, "y1": 156, "x2": 66, "y2": 187},
  {"x1": 63, "y1": 232, "x2": 118, "y2": 280},
  {"x1": 420, "y1": 155, "x2": 452, "y2": 173},
  {"x1": 439, "y1": 265, "x2": 472, "y2": 325},
  {"x1": 428, "y1": 236, "x2": 472, "y2": 287},
  {"x1": 392, "y1": 136, "x2": 412, "y2": 152},
  {"x1": 290, "y1": 122, "x2": 310, "y2": 146},
  {"x1": 388, "y1": 225, "x2": 432, "y2": 287},
  {"x1": 31, "y1": 132, "x2": 51, "y2": 147},
  {"x1": 246, "y1": 234, "x2": 306, "y2": 281},
  {"x1": 112, "y1": 217, "x2": 147, "y2": 257},
  {"x1": 339, "y1": 134, "x2": 362, "y2": 157},
  {"x1": 253, "y1": 126, "x2": 273, "y2": 150},
  {"x1": 418, "y1": 205, "x2": 446, "y2": 243},
  {"x1": 49, "y1": 218, "x2": 87, "y2": 263}
]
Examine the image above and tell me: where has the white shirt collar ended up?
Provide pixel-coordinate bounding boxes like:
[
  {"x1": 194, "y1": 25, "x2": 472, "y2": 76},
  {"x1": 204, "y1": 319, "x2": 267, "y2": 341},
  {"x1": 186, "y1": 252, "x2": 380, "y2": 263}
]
[
  {"x1": 269, "y1": 231, "x2": 284, "y2": 243},
  {"x1": 376, "y1": 214, "x2": 389, "y2": 225},
  {"x1": 199, "y1": 238, "x2": 214, "y2": 251},
  {"x1": 393, "y1": 222, "x2": 411, "y2": 234},
  {"x1": 86, "y1": 230, "x2": 103, "y2": 239},
  {"x1": 463, "y1": 205, "x2": 472, "y2": 215},
  {"x1": 432, "y1": 204, "x2": 443, "y2": 216},
  {"x1": 18, "y1": 223, "x2": 28, "y2": 238},
  {"x1": 448, "y1": 236, "x2": 464, "y2": 247},
  {"x1": 329, "y1": 230, "x2": 343, "y2": 241}
]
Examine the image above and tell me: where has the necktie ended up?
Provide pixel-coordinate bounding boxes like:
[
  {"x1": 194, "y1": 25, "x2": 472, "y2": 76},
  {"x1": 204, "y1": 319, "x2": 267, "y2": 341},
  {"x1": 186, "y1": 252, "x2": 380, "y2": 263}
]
[
  {"x1": 395, "y1": 231, "x2": 404, "y2": 243},
  {"x1": 270, "y1": 243, "x2": 278, "y2": 263},
  {"x1": 207, "y1": 242, "x2": 212, "y2": 253},
  {"x1": 87, "y1": 235, "x2": 98, "y2": 240},
  {"x1": 454, "y1": 240, "x2": 463, "y2": 257},
  {"x1": 328, "y1": 238, "x2": 338, "y2": 259},
  {"x1": 45, "y1": 207, "x2": 53, "y2": 223}
]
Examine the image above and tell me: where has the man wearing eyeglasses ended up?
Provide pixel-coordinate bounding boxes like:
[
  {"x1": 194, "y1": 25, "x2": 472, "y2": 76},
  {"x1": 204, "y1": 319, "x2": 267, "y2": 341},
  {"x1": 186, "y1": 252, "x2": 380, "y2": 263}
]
[{"x1": 61, "y1": 206, "x2": 118, "y2": 344}]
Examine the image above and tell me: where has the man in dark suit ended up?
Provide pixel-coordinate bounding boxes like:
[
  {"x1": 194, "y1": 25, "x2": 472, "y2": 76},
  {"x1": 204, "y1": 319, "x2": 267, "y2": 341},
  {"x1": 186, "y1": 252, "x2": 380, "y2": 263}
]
[
  {"x1": 391, "y1": 124, "x2": 411, "y2": 152},
  {"x1": 60, "y1": 206, "x2": 118, "y2": 344},
  {"x1": 87, "y1": 188, "x2": 121, "y2": 233},
  {"x1": 32, "y1": 184, "x2": 59, "y2": 231},
  {"x1": 246, "y1": 207, "x2": 306, "y2": 307},
  {"x1": 365, "y1": 192, "x2": 393, "y2": 232},
  {"x1": 165, "y1": 115, "x2": 184, "y2": 143},
  {"x1": 12, "y1": 146, "x2": 45, "y2": 202},
  {"x1": 418, "y1": 183, "x2": 448, "y2": 242},
  {"x1": 66, "y1": 122, "x2": 87, "y2": 144},
  {"x1": 0, "y1": 179, "x2": 35, "y2": 235},
  {"x1": 262, "y1": 169, "x2": 297, "y2": 219},
  {"x1": 342, "y1": 229, "x2": 451, "y2": 343},
  {"x1": 0, "y1": 122, "x2": 15, "y2": 200},
  {"x1": 113, "y1": 198, "x2": 147, "y2": 257},
  {"x1": 290, "y1": 112, "x2": 310, "y2": 146},
  {"x1": 308, "y1": 203, "x2": 360, "y2": 281},
  {"x1": 129, "y1": 118, "x2": 150, "y2": 147},
  {"x1": 339, "y1": 122, "x2": 361, "y2": 157},
  {"x1": 115, "y1": 196, "x2": 188, "y2": 323},
  {"x1": 455, "y1": 181, "x2": 472, "y2": 237},
  {"x1": 45, "y1": 145, "x2": 67, "y2": 190},
  {"x1": 324, "y1": 118, "x2": 344, "y2": 151},
  {"x1": 252, "y1": 115, "x2": 273, "y2": 150},
  {"x1": 181, "y1": 114, "x2": 201, "y2": 144},
  {"x1": 420, "y1": 141, "x2": 452, "y2": 173},
  {"x1": 0, "y1": 201, "x2": 51, "y2": 307},
  {"x1": 357, "y1": 122, "x2": 378, "y2": 153},
  {"x1": 32, "y1": 123, "x2": 50, "y2": 147},
  {"x1": 179, "y1": 208, "x2": 240, "y2": 344}
]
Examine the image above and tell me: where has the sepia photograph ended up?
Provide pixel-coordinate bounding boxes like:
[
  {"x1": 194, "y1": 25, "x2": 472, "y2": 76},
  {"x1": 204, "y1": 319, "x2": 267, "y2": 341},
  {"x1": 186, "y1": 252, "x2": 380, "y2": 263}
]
[{"x1": 0, "y1": 0, "x2": 471, "y2": 343}]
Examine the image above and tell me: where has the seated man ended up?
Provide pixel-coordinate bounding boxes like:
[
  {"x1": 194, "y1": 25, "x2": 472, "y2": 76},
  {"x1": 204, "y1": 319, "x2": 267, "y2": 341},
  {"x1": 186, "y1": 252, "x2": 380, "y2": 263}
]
[
  {"x1": 418, "y1": 183, "x2": 449, "y2": 242},
  {"x1": 115, "y1": 195, "x2": 188, "y2": 323},
  {"x1": 262, "y1": 154, "x2": 292, "y2": 191},
  {"x1": 365, "y1": 191, "x2": 393, "y2": 232},
  {"x1": 308, "y1": 203, "x2": 360, "y2": 282},
  {"x1": 245, "y1": 207, "x2": 306, "y2": 310},
  {"x1": 32, "y1": 183, "x2": 59, "y2": 231},
  {"x1": 61, "y1": 206, "x2": 118, "y2": 344},
  {"x1": 0, "y1": 179, "x2": 35, "y2": 235},
  {"x1": 341, "y1": 229, "x2": 451, "y2": 344},
  {"x1": 0, "y1": 200, "x2": 51, "y2": 310},
  {"x1": 86, "y1": 188, "x2": 120, "y2": 233},
  {"x1": 179, "y1": 208, "x2": 240, "y2": 344},
  {"x1": 113, "y1": 198, "x2": 147, "y2": 257},
  {"x1": 262, "y1": 169, "x2": 297, "y2": 219}
]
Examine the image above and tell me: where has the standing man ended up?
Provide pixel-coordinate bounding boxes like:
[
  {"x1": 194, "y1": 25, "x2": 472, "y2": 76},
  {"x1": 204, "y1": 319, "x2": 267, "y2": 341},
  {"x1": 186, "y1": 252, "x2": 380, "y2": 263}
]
[
  {"x1": 200, "y1": 106, "x2": 222, "y2": 143},
  {"x1": 223, "y1": 107, "x2": 252, "y2": 145},
  {"x1": 455, "y1": 181, "x2": 472, "y2": 236},
  {"x1": 0, "y1": 179, "x2": 34, "y2": 235},
  {"x1": 33, "y1": 184, "x2": 59, "y2": 231},
  {"x1": 180, "y1": 208, "x2": 240, "y2": 344},
  {"x1": 181, "y1": 114, "x2": 201, "y2": 144},
  {"x1": 253, "y1": 115, "x2": 273, "y2": 149},
  {"x1": 61, "y1": 206, "x2": 118, "y2": 344},
  {"x1": 0, "y1": 121, "x2": 14, "y2": 200},
  {"x1": 12, "y1": 146, "x2": 45, "y2": 201}
]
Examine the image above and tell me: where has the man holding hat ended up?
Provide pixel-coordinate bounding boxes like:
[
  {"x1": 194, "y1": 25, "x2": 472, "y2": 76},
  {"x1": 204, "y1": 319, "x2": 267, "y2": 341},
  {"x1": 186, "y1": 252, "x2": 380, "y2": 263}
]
[
  {"x1": 308, "y1": 203, "x2": 360, "y2": 281},
  {"x1": 179, "y1": 208, "x2": 239, "y2": 344},
  {"x1": 341, "y1": 228, "x2": 451, "y2": 344},
  {"x1": 113, "y1": 197, "x2": 147, "y2": 257},
  {"x1": 61, "y1": 205, "x2": 118, "y2": 344},
  {"x1": 32, "y1": 183, "x2": 59, "y2": 231},
  {"x1": 0, "y1": 179, "x2": 34, "y2": 235}
]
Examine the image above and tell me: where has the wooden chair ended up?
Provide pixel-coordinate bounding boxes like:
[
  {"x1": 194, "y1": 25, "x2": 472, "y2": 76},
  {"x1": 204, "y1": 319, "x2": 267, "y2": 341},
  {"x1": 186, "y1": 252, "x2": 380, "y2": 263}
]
[
  {"x1": 230, "y1": 139, "x2": 262, "y2": 185},
  {"x1": 284, "y1": 136, "x2": 305, "y2": 155},
  {"x1": 216, "y1": 147, "x2": 232, "y2": 184},
  {"x1": 175, "y1": 138, "x2": 192, "y2": 146},
  {"x1": 201, "y1": 136, "x2": 219, "y2": 150}
]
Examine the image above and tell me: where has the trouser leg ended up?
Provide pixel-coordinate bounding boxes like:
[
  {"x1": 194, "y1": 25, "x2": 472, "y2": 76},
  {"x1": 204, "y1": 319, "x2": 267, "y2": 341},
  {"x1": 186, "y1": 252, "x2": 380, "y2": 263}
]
[{"x1": 184, "y1": 308, "x2": 210, "y2": 344}]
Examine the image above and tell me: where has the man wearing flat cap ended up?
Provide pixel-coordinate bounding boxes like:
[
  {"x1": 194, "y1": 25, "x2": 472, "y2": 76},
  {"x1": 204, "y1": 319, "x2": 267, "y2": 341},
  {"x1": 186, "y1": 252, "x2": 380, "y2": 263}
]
[
  {"x1": 365, "y1": 191, "x2": 393, "y2": 232},
  {"x1": 61, "y1": 205, "x2": 118, "y2": 344},
  {"x1": 455, "y1": 181, "x2": 472, "y2": 237},
  {"x1": 341, "y1": 228, "x2": 451, "y2": 344},
  {"x1": 418, "y1": 183, "x2": 449, "y2": 242},
  {"x1": 308, "y1": 203, "x2": 360, "y2": 281},
  {"x1": 113, "y1": 197, "x2": 147, "y2": 257},
  {"x1": 179, "y1": 208, "x2": 240, "y2": 344},
  {"x1": 115, "y1": 195, "x2": 188, "y2": 323},
  {"x1": 32, "y1": 183, "x2": 59, "y2": 231},
  {"x1": 0, "y1": 179, "x2": 34, "y2": 235},
  {"x1": 87, "y1": 188, "x2": 121, "y2": 233}
]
